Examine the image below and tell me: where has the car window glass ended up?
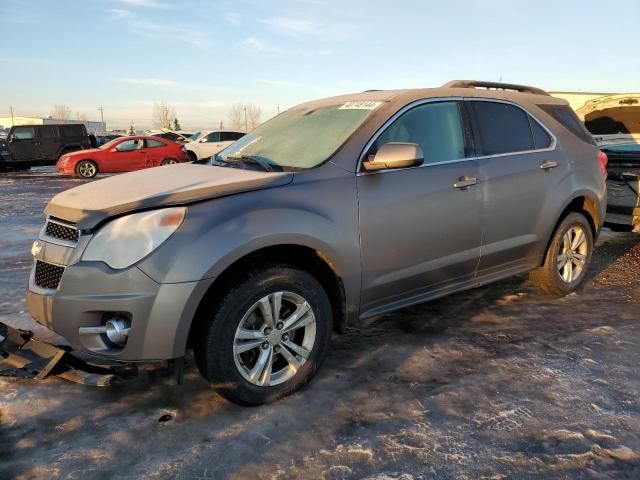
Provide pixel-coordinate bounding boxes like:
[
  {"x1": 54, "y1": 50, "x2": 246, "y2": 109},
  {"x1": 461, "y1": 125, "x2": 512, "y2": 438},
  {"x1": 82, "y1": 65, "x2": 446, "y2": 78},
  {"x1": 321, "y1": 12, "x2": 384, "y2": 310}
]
[
  {"x1": 13, "y1": 127, "x2": 35, "y2": 140},
  {"x1": 116, "y1": 139, "x2": 142, "y2": 151},
  {"x1": 61, "y1": 124, "x2": 84, "y2": 137},
  {"x1": 370, "y1": 102, "x2": 466, "y2": 164},
  {"x1": 146, "y1": 139, "x2": 165, "y2": 148},
  {"x1": 221, "y1": 131, "x2": 244, "y2": 142},
  {"x1": 204, "y1": 132, "x2": 220, "y2": 143},
  {"x1": 539, "y1": 104, "x2": 596, "y2": 145},
  {"x1": 471, "y1": 101, "x2": 534, "y2": 155},
  {"x1": 41, "y1": 126, "x2": 58, "y2": 138},
  {"x1": 530, "y1": 116, "x2": 552, "y2": 149}
]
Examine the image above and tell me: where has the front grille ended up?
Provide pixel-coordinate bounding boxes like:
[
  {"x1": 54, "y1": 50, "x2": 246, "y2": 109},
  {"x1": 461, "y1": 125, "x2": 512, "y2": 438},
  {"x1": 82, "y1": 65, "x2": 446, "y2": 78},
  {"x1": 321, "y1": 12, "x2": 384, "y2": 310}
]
[
  {"x1": 45, "y1": 219, "x2": 79, "y2": 243},
  {"x1": 34, "y1": 261, "x2": 65, "y2": 290}
]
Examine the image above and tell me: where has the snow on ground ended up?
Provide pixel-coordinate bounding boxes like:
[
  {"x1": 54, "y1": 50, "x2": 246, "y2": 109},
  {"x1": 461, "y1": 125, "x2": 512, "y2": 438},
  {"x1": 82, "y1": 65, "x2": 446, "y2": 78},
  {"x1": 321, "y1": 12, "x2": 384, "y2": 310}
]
[{"x1": 1, "y1": 168, "x2": 639, "y2": 479}]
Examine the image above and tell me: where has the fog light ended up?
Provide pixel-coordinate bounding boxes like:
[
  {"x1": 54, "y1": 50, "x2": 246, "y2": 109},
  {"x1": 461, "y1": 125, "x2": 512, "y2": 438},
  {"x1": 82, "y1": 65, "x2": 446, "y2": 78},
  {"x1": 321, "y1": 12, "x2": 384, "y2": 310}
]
[{"x1": 105, "y1": 316, "x2": 131, "y2": 346}]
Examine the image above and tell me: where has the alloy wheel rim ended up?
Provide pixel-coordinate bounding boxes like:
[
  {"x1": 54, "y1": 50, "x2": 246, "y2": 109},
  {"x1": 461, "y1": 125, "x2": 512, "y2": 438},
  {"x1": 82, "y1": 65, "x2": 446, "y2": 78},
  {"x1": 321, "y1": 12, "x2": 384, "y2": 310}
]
[
  {"x1": 233, "y1": 291, "x2": 316, "y2": 387},
  {"x1": 164, "y1": 159, "x2": 177, "y2": 165},
  {"x1": 557, "y1": 225, "x2": 588, "y2": 283},
  {"x1": 79, "y1": 162, "x2": 95, "y2": 177}
]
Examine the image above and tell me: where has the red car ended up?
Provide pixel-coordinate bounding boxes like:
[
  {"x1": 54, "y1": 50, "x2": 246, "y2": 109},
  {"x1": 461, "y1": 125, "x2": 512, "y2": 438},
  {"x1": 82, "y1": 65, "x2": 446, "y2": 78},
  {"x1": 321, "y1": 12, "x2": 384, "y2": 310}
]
[{"x1": 57, "y1": 136, "x2": 189, "y2": 178}]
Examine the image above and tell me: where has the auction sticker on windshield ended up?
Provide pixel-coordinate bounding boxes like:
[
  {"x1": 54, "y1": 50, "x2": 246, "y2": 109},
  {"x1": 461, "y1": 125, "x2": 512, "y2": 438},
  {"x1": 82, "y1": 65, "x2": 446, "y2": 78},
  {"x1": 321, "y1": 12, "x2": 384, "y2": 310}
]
[{"x1": 339, "y1": 101, "x2": 383, "y2": 110}]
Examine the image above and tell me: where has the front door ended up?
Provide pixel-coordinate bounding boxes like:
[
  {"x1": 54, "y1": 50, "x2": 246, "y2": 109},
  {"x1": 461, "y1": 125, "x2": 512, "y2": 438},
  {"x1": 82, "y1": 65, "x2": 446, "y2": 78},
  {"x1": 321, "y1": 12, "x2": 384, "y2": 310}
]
[
  {"x1": 8, "y1": 126, "x2": 37, "y2": 161},
  {"x1": 465, "y1": 99, "x2": 569, "y2": 277},
  {"x1": 357, "y1": 100, "x2": 482, "y2": 317},
  {"x1": 111, "y1": 139, "x2": 148, "y2": 171},
  {"x1": 39, "y1": 125, "x2": 60, "y2": 161}
]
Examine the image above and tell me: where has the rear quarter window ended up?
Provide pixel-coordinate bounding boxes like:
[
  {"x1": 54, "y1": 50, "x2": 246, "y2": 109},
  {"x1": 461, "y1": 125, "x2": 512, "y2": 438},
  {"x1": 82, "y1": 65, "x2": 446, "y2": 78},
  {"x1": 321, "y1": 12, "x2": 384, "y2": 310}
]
[
  {"x1": 538, "y1": 104, "x2": 596, "y2": 145},
  {"x1": 61, "y1": 124, "x2": 85, "y2": 137},
  {"x1": 145, "y1": 139, "x2": 166, "y2": 148},
  {"x1": 529, "y1": 116, "x2": 552, "y2": 149}
]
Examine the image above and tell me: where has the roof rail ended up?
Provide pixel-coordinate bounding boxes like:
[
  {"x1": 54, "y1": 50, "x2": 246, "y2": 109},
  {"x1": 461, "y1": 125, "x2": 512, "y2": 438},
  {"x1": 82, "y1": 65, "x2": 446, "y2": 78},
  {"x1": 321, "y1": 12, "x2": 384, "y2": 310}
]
[{"x1": 442, "y1": 80, "x2": 550, "y2": 96}]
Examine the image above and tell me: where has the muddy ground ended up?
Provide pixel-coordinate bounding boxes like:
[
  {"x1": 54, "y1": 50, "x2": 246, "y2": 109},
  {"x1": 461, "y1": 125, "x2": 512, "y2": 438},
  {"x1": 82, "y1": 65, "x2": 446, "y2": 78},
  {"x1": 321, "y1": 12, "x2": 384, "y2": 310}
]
[{"x1": 0, "y1": 168, "x2": 639, "y2": 479}]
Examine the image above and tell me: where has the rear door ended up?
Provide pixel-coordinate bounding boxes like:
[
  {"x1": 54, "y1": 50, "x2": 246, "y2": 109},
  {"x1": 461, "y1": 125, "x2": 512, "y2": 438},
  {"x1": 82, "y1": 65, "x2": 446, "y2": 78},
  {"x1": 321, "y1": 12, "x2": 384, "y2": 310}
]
[
  {"x1": 39, "y1": 125, "x2": 60, "y2": 161},
  {"x1": 196, "y1": 132, "x2": 223, "y2": 158},
  {"x1": 111, "y1": 139, "x2": 147, "y2": 171},
  {"x1": 144, "y1": 138, "x2": 169, "y2": 166},
  {"x1": 8, "y1": 126, "x2": 37, "y2": 161},
  {"x1": 467, "y1": 99, "x2": 567, "y2": 278},
  {"x1": 357, "y1": 100, "x2": 482, "y2": 316}
]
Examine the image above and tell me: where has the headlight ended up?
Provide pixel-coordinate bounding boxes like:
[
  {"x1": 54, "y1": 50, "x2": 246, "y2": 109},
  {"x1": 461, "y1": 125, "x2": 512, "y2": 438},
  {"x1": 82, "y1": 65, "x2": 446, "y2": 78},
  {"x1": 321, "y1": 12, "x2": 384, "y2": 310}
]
[{"x1": 82, "y1": 207, "x2": 186, "y2": 269}]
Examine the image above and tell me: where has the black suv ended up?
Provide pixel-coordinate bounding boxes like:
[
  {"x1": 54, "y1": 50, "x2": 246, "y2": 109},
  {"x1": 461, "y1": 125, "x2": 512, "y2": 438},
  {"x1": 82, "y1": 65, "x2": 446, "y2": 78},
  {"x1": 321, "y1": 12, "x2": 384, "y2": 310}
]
[{"x1": 0, "y1": 124, "x2": 90, "y2": 171}]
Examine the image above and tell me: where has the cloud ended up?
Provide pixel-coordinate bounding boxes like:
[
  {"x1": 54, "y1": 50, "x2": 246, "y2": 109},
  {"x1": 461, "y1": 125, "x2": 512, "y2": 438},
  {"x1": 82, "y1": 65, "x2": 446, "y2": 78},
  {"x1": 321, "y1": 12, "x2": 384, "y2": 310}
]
[
  {"x1": 108, "y1": 16, "x2": 209, "y2": 47},
  {"x1": 241, "y1": 36, "x2": 282, "y2": 54},
  {"x1": 224, "y1": 12, "x2": 241, "y2": 26},
  {"x1": 120, "y1": 78, "x2": 177, "y2": 87},
  {"x1": 106, "y1": 8, "x2": 130, "y2": 19}
]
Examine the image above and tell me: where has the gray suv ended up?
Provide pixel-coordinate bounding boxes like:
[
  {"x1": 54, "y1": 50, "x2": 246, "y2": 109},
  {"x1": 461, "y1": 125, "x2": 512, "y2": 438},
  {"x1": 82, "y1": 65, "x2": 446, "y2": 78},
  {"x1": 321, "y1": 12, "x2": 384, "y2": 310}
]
[{"x1": 27, "y1": 81, "x2": 607, "y2": 405}]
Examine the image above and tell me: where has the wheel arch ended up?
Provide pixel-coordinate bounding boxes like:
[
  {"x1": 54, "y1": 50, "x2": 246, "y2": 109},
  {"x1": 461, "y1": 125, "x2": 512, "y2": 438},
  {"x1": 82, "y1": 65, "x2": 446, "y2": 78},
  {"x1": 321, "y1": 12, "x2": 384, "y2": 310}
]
[
  {"x1": 539, "y1": 193, "x2": 601, "y2": 267},
  {"x1": 184, "y1": 243, "x2": 348, "y2": 355}
]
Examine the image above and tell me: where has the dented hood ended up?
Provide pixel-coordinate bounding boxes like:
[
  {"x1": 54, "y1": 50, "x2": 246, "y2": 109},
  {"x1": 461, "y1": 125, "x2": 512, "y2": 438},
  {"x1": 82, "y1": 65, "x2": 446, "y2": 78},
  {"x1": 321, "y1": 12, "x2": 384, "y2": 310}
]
[{"x1": 46, "y1": 163, "x2": 293, "y2": 229}]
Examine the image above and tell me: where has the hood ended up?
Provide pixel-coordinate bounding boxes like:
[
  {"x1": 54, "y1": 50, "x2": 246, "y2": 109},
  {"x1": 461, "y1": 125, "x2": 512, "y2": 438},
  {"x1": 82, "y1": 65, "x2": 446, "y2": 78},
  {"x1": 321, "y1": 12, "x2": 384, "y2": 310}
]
[
  {"x1": 46, "y1": 163, "x2": 293, "y2": 229},
  {"x1": 62, "y1": 148, "x2": 101, "y2": 158}
]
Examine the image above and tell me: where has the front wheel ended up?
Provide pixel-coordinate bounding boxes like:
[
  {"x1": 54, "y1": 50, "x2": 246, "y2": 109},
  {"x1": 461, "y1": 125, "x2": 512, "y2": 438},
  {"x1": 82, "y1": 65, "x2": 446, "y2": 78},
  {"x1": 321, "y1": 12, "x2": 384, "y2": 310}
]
[
  {"x1": 161, "y1": 158, "x2": 178, "y2": 166},
  {"x1": 75, "y1": 160, "x2": 98, "y2": 178},
  {"x1": 194, "y1": 265, "x2": 333, "y2": 405},
  {"x1": 529, "y1": 212, "x2": 593, "y2": 297}
]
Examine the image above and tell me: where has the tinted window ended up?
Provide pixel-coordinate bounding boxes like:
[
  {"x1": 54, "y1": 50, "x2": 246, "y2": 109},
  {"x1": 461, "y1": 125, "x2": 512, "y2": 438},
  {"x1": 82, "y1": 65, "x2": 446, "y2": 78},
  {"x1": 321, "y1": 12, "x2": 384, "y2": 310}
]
[
  {"x1": 370, "y1": 101, "x2": 466, "y2": 164},
  {"x1": 470, "y1": 101, "x2": 534, "y2": 155},
  {"x1": 41, "y1": 126, "x2": 58, "y2": 138},
  {"x1": 61, "y1": 124, "x2": 84, "y2": 137},
  {"x1": 13, "y1": 127, "x2": 35, "y2": 140},
  {"x1": 204, "y1": 132, "x2": 221, "y2": 143},
  {"x1": 529, "y1": 116, "x2": 552, "y2": 149},
  {"x1": 115, "y1": 139, "x2": 143, "y2": 151},
  {"x1": 538, "y1": 104, "x2": 596, "y2": 145},
  {"x1": 221, "y1": 131, "x2": 244, "y2": 142},
  {"x1": 146, "y1": 139, "x2": 165, "y2": 148}
]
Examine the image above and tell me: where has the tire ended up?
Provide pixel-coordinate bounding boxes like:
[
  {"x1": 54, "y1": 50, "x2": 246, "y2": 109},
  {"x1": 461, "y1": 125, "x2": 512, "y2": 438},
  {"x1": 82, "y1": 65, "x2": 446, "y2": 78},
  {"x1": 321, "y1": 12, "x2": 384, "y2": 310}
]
[
  {"x1": 529, "y1": 212, "x2": 593, "y2": 297},
  {"x1": 194, "y1": 265, "x2": 333, "y2": 405},
  {"x1": 75, "y1": 160, "x2": 98, "y2": 178},
  {"x1": 160, "y1": 158, "x2": 178, "y2": 166},
  {"x1": 187, "y1": 151, "x2": 198, "y2": 163}
]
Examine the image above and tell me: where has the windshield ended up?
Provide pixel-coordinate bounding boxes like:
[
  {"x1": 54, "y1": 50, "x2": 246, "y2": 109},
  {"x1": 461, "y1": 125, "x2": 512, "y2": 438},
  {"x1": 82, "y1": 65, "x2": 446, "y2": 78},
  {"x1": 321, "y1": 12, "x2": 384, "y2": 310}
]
[
  {"x1": 212, "y1": 102, "x2": 379, "y2": 170},
  {"x1": 601, "y1": 143, "x2": 640, "y2": 153},
  {"x1": 187, "y1": 131, "x2": 201, "y2": 141}
]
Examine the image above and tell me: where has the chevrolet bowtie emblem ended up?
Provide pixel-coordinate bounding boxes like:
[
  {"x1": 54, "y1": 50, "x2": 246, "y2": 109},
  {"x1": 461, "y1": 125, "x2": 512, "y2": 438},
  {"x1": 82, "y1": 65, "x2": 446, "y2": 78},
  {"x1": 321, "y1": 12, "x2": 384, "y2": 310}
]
[{"x1": 31, "y1": 240, "x2": 43, "y2": 257}]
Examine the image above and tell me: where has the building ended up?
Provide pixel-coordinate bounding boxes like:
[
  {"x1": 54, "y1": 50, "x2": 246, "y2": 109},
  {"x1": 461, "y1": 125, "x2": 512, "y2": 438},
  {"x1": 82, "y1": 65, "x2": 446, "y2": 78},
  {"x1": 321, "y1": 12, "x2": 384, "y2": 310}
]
[{"x1": 0, "y1": 116, "x2": 106, "y2": 134}]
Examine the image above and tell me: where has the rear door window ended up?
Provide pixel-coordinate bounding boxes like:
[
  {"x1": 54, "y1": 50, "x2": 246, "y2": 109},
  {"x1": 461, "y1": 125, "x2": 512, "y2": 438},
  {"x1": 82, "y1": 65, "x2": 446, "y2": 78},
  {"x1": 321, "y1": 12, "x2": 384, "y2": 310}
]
[
  {"x1": 370, "y1": 101, "x2": 467, "y2": 164},
  {"x1": 221, "y1": 131, "x2": 244, "y2": 142},
  {"x1": 529, "y1": 116, "x2": 552, "y2": 149},
  {"x1": 40, "y1": 126, "x2": 58, "y2": 139},
  {"x1": 13, "y1": 127, "x2": 35, "y2": 140},
  {"x1": 469, "y1": 101, "x2": 534, "y2": 155}
]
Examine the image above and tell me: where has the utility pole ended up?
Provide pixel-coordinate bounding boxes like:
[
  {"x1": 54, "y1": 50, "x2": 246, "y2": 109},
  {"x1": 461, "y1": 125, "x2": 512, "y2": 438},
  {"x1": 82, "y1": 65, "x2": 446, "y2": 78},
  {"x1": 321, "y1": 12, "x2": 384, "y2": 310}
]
[
  {"x1": 243, "y1": 105, "x2": 247, "y2": 132},
  {"x1": 9, "y1": 105, "x2": 15, "y2": 126},
  {"x1": 98, "y1": 106, "x2": 104, "y2": 125}
]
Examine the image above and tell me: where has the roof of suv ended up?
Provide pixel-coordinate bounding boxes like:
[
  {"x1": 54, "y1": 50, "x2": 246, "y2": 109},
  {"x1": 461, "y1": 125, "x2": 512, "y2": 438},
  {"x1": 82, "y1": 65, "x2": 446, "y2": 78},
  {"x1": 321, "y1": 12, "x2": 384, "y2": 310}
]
[{"x1": 299, "y1": 80, "x2": 569, "y2": 110}]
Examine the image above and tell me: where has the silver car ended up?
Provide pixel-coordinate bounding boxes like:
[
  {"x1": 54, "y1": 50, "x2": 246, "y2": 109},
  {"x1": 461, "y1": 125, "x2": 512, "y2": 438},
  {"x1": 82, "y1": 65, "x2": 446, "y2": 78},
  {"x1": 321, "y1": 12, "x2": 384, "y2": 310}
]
[{"x1": 27, "y1": 81, "x2": 607, "y2": 405}]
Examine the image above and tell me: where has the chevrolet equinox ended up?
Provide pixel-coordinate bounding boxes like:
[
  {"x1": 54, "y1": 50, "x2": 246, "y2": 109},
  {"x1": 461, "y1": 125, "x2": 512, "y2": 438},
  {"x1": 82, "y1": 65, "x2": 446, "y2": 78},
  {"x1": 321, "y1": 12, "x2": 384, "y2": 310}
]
[{"x1": 27, "y1": 81, "x2": 607, "y2": 405}]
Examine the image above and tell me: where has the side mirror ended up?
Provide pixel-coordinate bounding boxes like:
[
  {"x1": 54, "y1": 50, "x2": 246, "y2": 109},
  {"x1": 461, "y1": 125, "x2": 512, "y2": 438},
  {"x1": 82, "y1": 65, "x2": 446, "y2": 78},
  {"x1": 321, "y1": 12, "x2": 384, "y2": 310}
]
[{"x1": 363, "y1": 142, "x2": 424, "y2": 171}]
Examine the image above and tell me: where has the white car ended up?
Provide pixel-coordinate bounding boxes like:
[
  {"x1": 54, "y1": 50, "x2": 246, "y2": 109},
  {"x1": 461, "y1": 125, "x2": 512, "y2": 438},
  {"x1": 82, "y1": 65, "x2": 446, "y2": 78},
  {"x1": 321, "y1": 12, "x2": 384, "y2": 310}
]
[{"x1": 184, "y1": 130, "x2": 245, "y2": 161}]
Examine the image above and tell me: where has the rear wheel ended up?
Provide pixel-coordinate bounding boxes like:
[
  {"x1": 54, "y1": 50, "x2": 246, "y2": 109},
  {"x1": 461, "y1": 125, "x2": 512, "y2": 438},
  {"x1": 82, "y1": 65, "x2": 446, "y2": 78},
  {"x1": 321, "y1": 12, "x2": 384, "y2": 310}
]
[
  {"x1": 75, "y1": 160, "x2": 98, "y2": 178},
  {"x1": 529, "y1": 212, "x2": 593, "y2": 297},
  {"x1": 161, "y1": 158, "x2": 178, "y2": 166},
  {"x1": 194, "y1": 265, "x2": 333, "y2": 405}
]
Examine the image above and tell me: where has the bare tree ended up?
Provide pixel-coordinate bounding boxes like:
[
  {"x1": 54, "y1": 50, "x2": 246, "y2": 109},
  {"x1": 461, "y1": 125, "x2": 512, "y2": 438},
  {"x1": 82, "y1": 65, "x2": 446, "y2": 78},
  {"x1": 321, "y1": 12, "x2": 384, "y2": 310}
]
[
  {"x1": 246, "y1": 103, "x2": 262, "y2": 131},
  {"x1": 228, "y1": 103, "x2": 262, "y2": 131},
  {"x1": 151, "y1": 101, "x2": 176, "y2": 130},
  {"x1": 228, "y1": 103, "x2": 244, "y2": 130},
  {"x1": 76, "y1": 112, "x2": 88, "y2": 122},
  {"x1": 51, "y1": 104, "x2": 72, "y2": 122}
]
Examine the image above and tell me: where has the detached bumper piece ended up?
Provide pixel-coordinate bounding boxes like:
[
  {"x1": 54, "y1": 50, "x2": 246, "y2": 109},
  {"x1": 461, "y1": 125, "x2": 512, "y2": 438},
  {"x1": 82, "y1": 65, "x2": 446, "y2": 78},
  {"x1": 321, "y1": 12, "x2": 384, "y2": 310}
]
[{"x1": 0, "y1": 322, "x2": 137, "y2": 386}]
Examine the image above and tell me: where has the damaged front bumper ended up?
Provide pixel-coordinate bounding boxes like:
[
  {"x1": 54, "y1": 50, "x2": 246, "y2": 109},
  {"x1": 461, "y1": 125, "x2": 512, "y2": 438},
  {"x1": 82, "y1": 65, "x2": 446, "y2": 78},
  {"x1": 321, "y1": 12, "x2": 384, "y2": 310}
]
[{"x1": 0, "y1": 322, "x2": 137, "y2": 386}]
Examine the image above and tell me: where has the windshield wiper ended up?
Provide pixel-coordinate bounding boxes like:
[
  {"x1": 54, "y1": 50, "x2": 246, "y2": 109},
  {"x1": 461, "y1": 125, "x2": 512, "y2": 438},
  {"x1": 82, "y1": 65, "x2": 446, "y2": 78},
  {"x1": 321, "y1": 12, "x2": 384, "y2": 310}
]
[{"x1": 225, "y1": 155, "x2": 279, "y2": 172}]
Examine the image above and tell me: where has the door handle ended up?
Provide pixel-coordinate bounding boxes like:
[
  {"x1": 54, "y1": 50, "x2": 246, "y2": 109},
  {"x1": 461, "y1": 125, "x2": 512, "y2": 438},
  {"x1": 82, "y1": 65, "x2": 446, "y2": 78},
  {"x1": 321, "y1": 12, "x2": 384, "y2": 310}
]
[
  {"x1": 453, "y1": 176, "x2": 479, "y2": 189},
  {"x1": 540, "y1": 160, "x2": 558, "y2": 170}
]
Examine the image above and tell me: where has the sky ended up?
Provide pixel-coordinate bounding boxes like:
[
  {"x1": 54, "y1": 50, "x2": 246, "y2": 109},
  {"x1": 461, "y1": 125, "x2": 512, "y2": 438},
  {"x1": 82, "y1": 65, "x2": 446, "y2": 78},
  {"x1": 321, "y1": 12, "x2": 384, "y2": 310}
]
[{"x1": 1, "y1": 0, "x2": 639, "y2": 130}]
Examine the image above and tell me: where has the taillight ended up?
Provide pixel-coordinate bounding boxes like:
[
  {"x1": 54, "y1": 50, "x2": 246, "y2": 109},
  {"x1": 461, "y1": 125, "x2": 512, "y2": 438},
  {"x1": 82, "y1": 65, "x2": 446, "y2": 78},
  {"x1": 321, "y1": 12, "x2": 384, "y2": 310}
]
[{"x1": 597, "y1": 151, "x2": 608, "y2": 179}]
